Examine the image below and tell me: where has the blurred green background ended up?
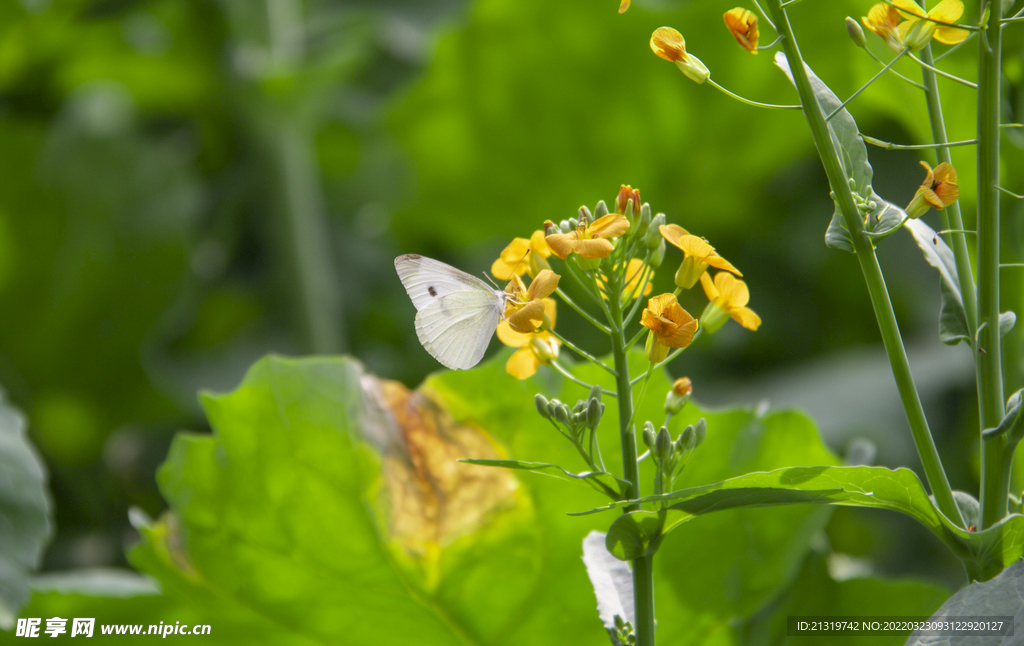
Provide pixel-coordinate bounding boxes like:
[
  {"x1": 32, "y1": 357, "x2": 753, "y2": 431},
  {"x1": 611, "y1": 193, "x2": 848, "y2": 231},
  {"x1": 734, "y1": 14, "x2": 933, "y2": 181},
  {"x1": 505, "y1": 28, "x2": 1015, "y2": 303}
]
[{"x1": 1, "y1": 0, "x2": 1022, "y2": 615}]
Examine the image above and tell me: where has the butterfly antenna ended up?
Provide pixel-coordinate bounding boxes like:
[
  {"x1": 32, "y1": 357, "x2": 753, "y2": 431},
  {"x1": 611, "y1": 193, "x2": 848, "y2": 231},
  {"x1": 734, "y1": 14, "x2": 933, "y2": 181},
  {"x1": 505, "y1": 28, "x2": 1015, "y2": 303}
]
[
  {"x1": 510, "y1": 249, "x2": 531, "y2": 277},
  {"x1": 482, "y1": 272, "x2": 500, "y2": 289}
]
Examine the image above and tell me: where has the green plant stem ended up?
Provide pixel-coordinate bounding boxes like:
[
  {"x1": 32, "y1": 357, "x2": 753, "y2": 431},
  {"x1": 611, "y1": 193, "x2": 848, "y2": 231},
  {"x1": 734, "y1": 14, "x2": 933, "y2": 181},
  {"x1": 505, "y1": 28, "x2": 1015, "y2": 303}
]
[
  {"x1": 908, "y1": 52, "x2": 978, "y2": 88},
  {"x1": 862, "y1": 135, "x2": 977, "y2": 150},
  {"x1": 549, "y1": 361, "x2": 615, "y2": 396},
  {"x1": 606, "y1": 267, "x2": 656, "y2": 646},
  {"x1": 826, "y1": 50, "x2": 907, "y2": 121},
  {"x1": 977, "y1": 0, "x2": 1008, "y2": 530},
  {"x1": 706, "y1": 79, "x2": 802, "y2": 110},
  {"x1": 547, "y1": 328, "x2": 616, "y2": 375},
  {"x1": 765, "y1": 0, "x2": 964, "y2": 528},
  {"x1": 864, "y1": 47, "x2": 926, "y2": 88}
]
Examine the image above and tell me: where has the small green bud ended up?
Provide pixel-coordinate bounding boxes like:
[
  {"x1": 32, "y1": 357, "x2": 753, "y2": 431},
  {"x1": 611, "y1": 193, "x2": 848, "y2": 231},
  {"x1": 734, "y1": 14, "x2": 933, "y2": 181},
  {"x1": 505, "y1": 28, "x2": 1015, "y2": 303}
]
[
  {"x1": 586, "y1": 397, "x2": 603, "y2": 430},
  {"x1": 569, "y1": 217, "x2": 579, "y2": 230},
  {"x1": 650, "y1": 238, "x2": 666, "y2": 268},
  {"x1": 642, "y1": 421, "x2": 657, "y2": 449},
  {"x1": 678, "y1": 425, "x2": 696, "y2": 452},
  {"x1": 694, "y1": 418, "x2": 707, "y2": 447},
  {"x1": 635, "y1": 203, "x2": 652, "y2": 238},
  {"x1": 554, "y1": 404, "x2": 570, "y2": 426},
  {"x1": 655, "y1": 426, "x2": 673, "y2": 462},
  {"x1": 646, "y1": 214, "x2": 666, "y2": 249},
  {"x1": 594, "y1": 200, "x2": 609, "y2": 219},
  {"x1": 845, "y1": 17, "x2": 867, "y2": 48},
  {"x1": 664, "y1": 377, "x2": 693, "y2": 415},
  {"x1": 559, "y1": 220, "x2": 571, "y2": 233},
  {"x1": 572, "y1": 400, "x2": 586, "y2": 415},
  {"x1": 578, "y1": 205, "x2": 592, "y2": 224},
  {"x1": 589, "y1": 384, "x2": 603, "y2": 404},
  {"x1": 535, "y1": 394, "x2": 550, "y2": 419},
  {"x1": 572, "y1": 412, "x2": 587, "y2": 430}
]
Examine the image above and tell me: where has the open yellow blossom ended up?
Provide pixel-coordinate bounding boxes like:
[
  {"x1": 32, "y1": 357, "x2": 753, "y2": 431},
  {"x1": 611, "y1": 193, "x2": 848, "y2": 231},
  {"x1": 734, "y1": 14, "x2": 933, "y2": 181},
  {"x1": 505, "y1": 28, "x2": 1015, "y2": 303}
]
[
  {"x1": 724, "y1": 8, "x2": 759, "y2": 54},
  {"x1": 861, "y1": 3, "x2": 905, "y2": 53},
  {"x1": 596, "y1": 258, "x2": 654, "y2": 301},
  {"x1": 497, "y1": 298, "x2": 559, "y2": 379},
  {"x1": 891, "y1": 0, "x2": 969, "y2": 51},
  {"x1": 905, "y1": 161, "x2": 959, "y2": 218},
  {"x1": 641, "y1": 293, "x2": 698, "y2": 362},
  {"x1": 660, "y1": 223, "x2": 741, "y2": 289},
  {"x1": 545, "y1": 214, "x2": 630, "y2": 260},
  {"x1": 699, "y1": 272, "x2": 761, "y2": 333},
  {"x1": 650, "y1": 27, "x2": 710, "y2": 84},
  {"x1": 492, "y1": 231, "x2": 552, "y2": 280},
  {"x1": 504, "y1": 270, "x2": 560, "y2": 334}
]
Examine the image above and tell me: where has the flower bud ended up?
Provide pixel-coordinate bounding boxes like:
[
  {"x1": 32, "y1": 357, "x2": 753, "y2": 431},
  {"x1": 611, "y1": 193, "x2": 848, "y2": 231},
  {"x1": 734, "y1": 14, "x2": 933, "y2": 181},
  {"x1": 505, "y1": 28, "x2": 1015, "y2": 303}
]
[
  {"x1": 543, "y1": 220, "x2": 557, "y2": 236},
  {"x1": 586, "y1": 398, "x2": 603, "y2": 430},
  {"x1": 650, "y1": 238, "x2": 666, "y2": 268},
  {"x1": 559, "y1": 220, "x2": 572, "y2": 233},
  {"x1": 616, "y1": 185, "x2": 642, "y2": 221},
  {"x1": 642, "y1": 421, "x2": 657, "y2": 449},
  {"x1": 655, "y1": 426, "x2": 673, "y2": 462},
  {"x1": 677, "y1": 425, "x2": 696, "y2": 452},
  {"x1": 535, "y1": 394, "x2": 551, "y2": 419},
  {"x1": 646, "y1": 214, "x2": 666, "y2": 249},
  {"x1": 635, "y1": 203, "x2": 652, "y2": 239},
  {"x1": 645, "y1": 330, "x2": 670, "y2": 363},
  {"x1": 845, "y1": 17, "x2": 867, "y2": 48},
  {"x1": 553, "y1": 402, "x2": 570, "y2": 426},
  {"x1": 664, "y1": 377, "x2": 693, "y2": 414},
  {"x1": 594, "y1": 200, "x2": 609, "y2": 219},
  {"x1": 694, "y1": 418, "x2": 707, "y2": 447},
  {"x1": 569, "y1": 217, "x2": 579, "y2": 230},
  {"x1": 589, "y1": 384, "x2": 603, "y2": 404},
  {"x1": 578, "y1": 205, "x2": 592, "y2": 223}
]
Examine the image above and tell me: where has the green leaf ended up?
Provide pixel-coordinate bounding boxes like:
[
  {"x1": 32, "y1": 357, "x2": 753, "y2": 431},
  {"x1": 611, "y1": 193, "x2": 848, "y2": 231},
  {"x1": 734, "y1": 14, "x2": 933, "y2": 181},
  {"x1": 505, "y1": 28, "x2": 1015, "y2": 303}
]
[
  {"x1": 775, "y1": 53, "x2": 906, "y2": 252},
  {"x1": 581, "y1": 531, "x2": 634, "y2": 645},
  {"x1": 0, "y1": 391, "x2": 52, "y2": 630},
  {"x1": 459, "y1": 458, "x2": 629, "y2": 499},
  {"x1": 905, "y1": 559, "x2": 1024, "y2": 646},
  {"x1": 905, "y1": 218, "x2": 971, "y2": 346},
  {"x1": 30, "y1": 569, "x2": 158, "y2": 598}
]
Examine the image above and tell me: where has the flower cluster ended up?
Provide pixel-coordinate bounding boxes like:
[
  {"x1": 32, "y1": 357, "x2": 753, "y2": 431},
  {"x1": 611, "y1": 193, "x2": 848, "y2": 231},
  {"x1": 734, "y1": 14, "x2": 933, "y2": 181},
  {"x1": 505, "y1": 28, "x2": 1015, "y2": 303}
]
[{"x1": 861, "y1": 0, "x2": 968, "y2": 52}]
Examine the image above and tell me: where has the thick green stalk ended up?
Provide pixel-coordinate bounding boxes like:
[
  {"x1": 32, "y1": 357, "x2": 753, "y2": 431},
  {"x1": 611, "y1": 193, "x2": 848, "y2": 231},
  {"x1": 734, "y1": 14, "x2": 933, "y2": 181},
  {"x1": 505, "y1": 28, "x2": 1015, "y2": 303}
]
[
  {"x1": 606, "y1": 268, "x2": 656, "y2": 646},
  {"x1": 977, "y1": 0, "x2": 1008, "y2": 529},
  {"x1": 765, "y1": 0, "x2": 964, "y2": 527}
]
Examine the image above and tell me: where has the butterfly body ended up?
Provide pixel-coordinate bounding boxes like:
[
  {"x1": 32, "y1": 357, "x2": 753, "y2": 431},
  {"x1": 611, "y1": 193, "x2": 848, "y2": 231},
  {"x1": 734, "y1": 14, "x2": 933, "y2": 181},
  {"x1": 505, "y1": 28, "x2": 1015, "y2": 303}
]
[{"x1": 395, "y1": 254, "x2": 506, "y2": 370}]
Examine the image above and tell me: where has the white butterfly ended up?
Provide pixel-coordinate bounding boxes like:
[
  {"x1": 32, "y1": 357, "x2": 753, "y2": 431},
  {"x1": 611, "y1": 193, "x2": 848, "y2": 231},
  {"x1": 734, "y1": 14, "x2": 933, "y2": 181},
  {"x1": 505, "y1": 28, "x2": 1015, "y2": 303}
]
[{"x1": 395, "y1": 254, "x2": 508, "y2": 370}]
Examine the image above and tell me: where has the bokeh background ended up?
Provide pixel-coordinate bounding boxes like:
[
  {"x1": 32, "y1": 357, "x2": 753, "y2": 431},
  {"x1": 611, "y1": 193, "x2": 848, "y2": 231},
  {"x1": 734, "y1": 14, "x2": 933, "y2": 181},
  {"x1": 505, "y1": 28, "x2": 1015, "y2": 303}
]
[{"x1": 1, "y1": 0, "x2": 1022, "y2": 615}]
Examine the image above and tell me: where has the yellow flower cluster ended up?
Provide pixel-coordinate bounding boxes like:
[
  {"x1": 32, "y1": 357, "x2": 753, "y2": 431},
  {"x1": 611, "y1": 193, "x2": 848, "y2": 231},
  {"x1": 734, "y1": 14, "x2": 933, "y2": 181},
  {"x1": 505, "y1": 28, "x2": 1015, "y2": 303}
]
[{"x1": 861, "y1": 0, "x2": 968, "y2": 52}]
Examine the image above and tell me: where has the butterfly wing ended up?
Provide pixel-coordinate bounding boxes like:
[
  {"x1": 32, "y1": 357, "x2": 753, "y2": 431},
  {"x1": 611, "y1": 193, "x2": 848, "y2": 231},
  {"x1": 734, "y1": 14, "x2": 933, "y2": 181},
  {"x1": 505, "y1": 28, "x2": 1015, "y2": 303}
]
[
  {"x1": 395, "y1": 254, "x2": 497, "y2": 311},
  {"x1": 414, "y1": 290, "x2": 504, "y2": 370}
]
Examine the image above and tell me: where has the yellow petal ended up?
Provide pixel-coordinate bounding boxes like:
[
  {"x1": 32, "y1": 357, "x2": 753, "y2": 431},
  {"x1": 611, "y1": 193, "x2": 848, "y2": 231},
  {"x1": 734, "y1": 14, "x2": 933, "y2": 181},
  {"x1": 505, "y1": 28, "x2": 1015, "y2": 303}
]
[
  {"x1": 618, "y1": 0, "x2": 630, "y2": 13},
  {"x1": 545, "y1": 232, "x2": 576, "y2": 259},
  {"x1": 506, "y1": 347, "x2": 539, "y2": 379},
  {"x1": 491, "y1": 259, "x2": 514, "y2": 281},
  {"x1": 928, "y1": 0, "x2": 964, "y2": 23},
  {"x1": 678, "y1": 235, "x2": 714, "y2": 260},
  {"x1": 529, "y1": 230, "x2": 552, "y2": 258},
  {"x1": 508, "y1": 300, "x2": 545, "y2": 333},
  {"x1": 715, "y1": 272, "x2": 750, "y2": 308},
  {"x1": 723, "y1": 7, "x2": 759, "y2": 54},
  {"x1": 573, "y1": 238, "x2": 615, "y2": 259},
  {"x1": 662, "y1": 315, "x2": 698, "y2": 348},
  {"x1": 646, "y1": 293, "x2": 678, "y2": 318},
  {"x1": 526, "y1": 269, "x2": 560, "y2": 301},
  {"x1": 496, "y1": 321, "x2": 530, "y2": 348},
  {"x1": 921, "y1": 188, "x2": 946, "y2": 210},
  {"x1": 890, "y1": 0, "x2": 926, "y2": 18},
  {"x1": 732, "y1": 306, "x2": 762, "y2": 331},
  {"x1": 588, "y1": 214, "x2": 630, "y2": 239},
  {"x1": 659, "y1": 223, "x2": 690, "y2": 249},
  {"x1": 651, "y1": 27, "x2": 688, "y2": 63},
  {"x1": 705, "y1": 253, "x2": 742, "y2": 276},
  {"x1": 700, "y1": 271, "x2": 720, "y2": 300},
  {"x1": 542, "y1": 297, "x2": 557, "y2": 329},
  {"x1": 933, "y1": 25, "x2": 969, "y2": 45}
]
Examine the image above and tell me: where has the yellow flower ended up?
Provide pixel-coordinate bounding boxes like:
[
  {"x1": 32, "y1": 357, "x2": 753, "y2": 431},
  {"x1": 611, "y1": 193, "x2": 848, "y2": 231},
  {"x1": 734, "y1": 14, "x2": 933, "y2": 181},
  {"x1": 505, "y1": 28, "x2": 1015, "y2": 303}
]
[
  {"x1": 723, "y1": 8, "x2": 759, "y2": 54},
  {"x1": 891, "y1": 0, "x2": 969, "y2": 51},
  {"x1": 861, "y1": 3, "x2": 905, "y2": 53},
  {"x1": 641, "y1": 293, "x2": 698, "y2": 362},
  {"x1": 905, "y1": 161, "x2": 959, "y2": 218},
  {"x1": 596, "y1": 258, "x2": 654, "y2": 301},
  {"x1": 491, "y1": 230, "x2": 553, "y2": 280},
  {"x1": 650, "y1": 27, "x2": 710, "y2": 84},
  {"x1": 504, "y1": 269, "x2": 560, "y2": 333},
  {"x1": 618, "y1": 0, "x2": 630, "y2": 13},
  {"x1": 497, "y1": 299, "x2": 559, "y2": 379},
  {"x1": 699, "y1": 272, "x2": 761, "y2": 333},
  {"x1": 660, "y1": 223, "x2": 741, "y2": 289},
  {"x1": 545, "y1": 214, "x2": 630, "y2": 260}
]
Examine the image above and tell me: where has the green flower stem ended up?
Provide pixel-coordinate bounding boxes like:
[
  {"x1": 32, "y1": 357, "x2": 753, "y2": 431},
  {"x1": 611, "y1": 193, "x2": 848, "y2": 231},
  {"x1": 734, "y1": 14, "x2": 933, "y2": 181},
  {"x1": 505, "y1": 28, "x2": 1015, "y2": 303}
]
[
  {"x1": 765, "y1": 0, "x2": 964, "y2": 529},
  {"x1": 547, "y1": 329, "x2": 616, "y2": 375},
  {"x1": 706, "y1": 79, "x2": 802, "y2": 110},
  {"x1": 908, "y1": 53, "x2": 978, "y2": 88},
  {"x1": 826, "y1": 50, "x2": 907, "y2": 122},
  {"x1": 555, "y1": 287, "x2": 611, "y2": 333},
  {"x1": 623, "y1": 255, "x2": 655, "y2": 327},
  {"x1": 998, "y1": 187, "x2": 1024, "y2": 200},
  {"x1": 630, "y1": 331, "x2": 702, "y2": 385},
  {"x1": 864, "y1": 47, "x2": 926, "y2": 89},
  {"x1": 862, "y1": 135, "x2": 978, "y2": 150},
  {"x1": 933, "y1": 33, "x2": 976, "y2": 62},
  {"x1": 977, "y1": 0, "x2": 1008, "y2": 530},
  {"x1": 606, "y1": 265, "x2": 656, "y2": 646},
  {"x1": 549, "y1": 360, "x2": 616, "y2": 396},
  {"x1": 627, "y1": 326, "x2": 647, "y2": 352}
]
